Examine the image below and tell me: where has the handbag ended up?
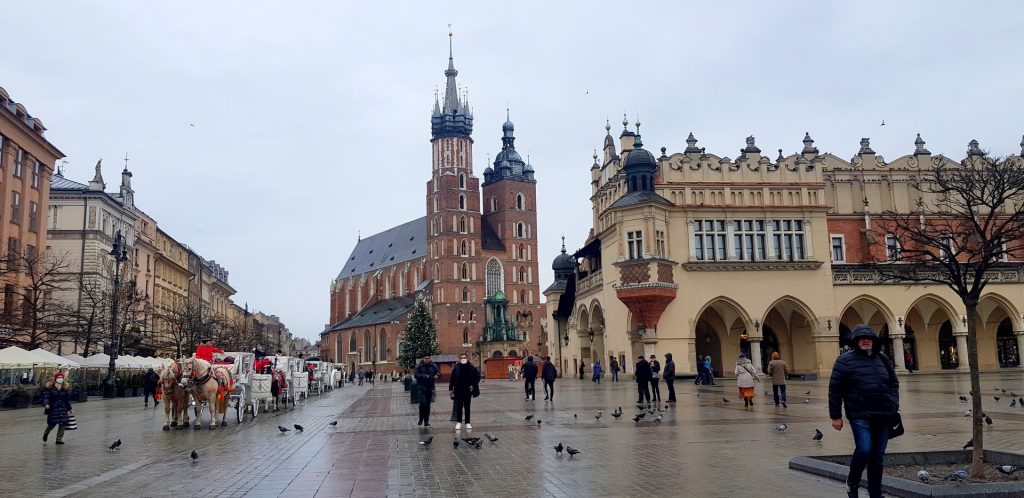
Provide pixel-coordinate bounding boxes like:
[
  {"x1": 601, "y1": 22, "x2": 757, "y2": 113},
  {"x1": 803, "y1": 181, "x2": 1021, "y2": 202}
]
[
  {"x1": 65, "y1": 414, "x2": 78, "y2": 431},
  {"x1": 888, "y1": 412, "x2": 904, "y2": 439}
]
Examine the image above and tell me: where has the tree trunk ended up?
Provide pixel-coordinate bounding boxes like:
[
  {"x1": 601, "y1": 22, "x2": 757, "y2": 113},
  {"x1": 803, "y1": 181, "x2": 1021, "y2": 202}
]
[{"x1": 966, "y1": 303, "x2": 984, "y2": 478}]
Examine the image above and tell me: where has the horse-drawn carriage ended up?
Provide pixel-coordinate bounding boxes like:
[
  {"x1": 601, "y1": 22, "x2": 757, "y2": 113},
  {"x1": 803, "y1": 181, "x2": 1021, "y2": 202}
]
[
  {"x1": 304, "y1": 360, "x2": 334, "y2": 396},
  {"x1": 219, "y1": 352, "x2": 258, "y2": 423}
]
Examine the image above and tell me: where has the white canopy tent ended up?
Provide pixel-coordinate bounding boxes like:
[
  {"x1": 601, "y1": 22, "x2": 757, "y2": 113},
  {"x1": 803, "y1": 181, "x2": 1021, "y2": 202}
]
[
  {"x1": 30, "y1": 349, "x2": 80, "y2": 368},
  {"x1": 63, "y1": 354, "x2": 87, "y2": 364},
  {"x1": 0, "y1": 346, "x2": 63, "y2": 368},
  {"x1": 80, "y1": 353, "x2": 111, "y2": 368}
]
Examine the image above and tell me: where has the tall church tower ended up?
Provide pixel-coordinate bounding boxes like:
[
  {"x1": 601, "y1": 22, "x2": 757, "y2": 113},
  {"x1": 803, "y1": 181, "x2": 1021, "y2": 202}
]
[{"x1": 426, "y1": 31, "x2": 485, "y2": 335}]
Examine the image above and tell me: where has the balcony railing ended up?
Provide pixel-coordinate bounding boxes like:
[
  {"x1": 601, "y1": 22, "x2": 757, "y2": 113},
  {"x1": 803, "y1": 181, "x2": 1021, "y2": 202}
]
[
  {"x1": 576, "y1": 269, "x2": 603, "y2": 296},
  {"x1": 611, "y1": 258, "x2": 678, "y2": 291}
]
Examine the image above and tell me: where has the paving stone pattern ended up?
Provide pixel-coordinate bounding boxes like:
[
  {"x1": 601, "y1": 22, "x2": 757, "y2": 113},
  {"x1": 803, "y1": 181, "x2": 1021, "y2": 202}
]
[{"x1": 1, "y1": 372, "x2": 1022, "y2": 497}]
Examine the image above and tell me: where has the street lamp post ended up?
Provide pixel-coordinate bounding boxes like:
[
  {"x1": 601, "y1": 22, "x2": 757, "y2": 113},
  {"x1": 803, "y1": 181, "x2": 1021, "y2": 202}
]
[{"x1": 103, "y1": 230, "x2": 129, "y2": 399}]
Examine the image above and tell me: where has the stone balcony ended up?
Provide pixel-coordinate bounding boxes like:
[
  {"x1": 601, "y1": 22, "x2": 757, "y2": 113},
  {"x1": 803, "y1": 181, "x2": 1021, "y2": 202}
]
[{"x1": 575, "y1": 269, "x2": 604, "y2": 298}]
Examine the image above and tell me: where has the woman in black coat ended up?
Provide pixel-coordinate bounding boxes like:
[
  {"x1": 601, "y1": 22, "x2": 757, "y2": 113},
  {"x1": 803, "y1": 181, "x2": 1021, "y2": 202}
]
[{"x1": 42, "y1": 372, "x2": 74, "y2": 444}]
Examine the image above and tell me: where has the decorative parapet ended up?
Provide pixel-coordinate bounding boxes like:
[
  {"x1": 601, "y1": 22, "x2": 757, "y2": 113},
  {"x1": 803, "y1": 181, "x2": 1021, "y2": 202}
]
[
  {"x1": 614, "y1": 258, "x2": 677, "y2": 284},
  {"x1": 683, "y1": 261, "x2": 823, "y2": 272},
  {"x1": 831, "y1": 264, "x2": 1024, "y2": 285},
  {"x1": 575, "y1": 269, "x2": 604, "y2": 296}
]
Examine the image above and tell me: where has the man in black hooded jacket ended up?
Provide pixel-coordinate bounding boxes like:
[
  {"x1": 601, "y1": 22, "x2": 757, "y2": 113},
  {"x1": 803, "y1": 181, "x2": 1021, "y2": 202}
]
[{"x1": 828, "y1": 324, "x2": 899, "y2": 498}]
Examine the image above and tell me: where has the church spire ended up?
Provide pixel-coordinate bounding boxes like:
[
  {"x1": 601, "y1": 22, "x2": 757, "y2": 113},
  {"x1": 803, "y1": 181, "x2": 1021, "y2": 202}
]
[{"x1": 431, "y1": 26, "x2": 473, "y2": 139}]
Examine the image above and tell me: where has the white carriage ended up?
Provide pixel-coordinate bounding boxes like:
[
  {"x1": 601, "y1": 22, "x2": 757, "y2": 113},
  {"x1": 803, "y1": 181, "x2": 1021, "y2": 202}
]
[
  {"x1": 305, "y1": 360, "x2": 332, "y2": 395},
  {"x1": 271, "y1": 355, "x2": 304, "y2": 408},
  {"x1": 250, "y1": 372, "x2": 275, "y2": 413},
  {"x1": 218, "y1": 352, "x2": 256, "y2": 423}
]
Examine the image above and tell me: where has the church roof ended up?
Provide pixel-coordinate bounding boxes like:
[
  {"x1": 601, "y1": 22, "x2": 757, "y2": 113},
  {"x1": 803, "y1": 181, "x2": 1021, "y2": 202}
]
[
  {"x1": 338, "y1": 217, "x2": 426, "y2": 279},
  {"x1": 480, "y1": 218, "x2": 505, "y2": 252},
  {"x1": 608, "y1": 190, "x2": 674, "y2": 210},
  {"x1": 329, "y1": 294, "x2": 418, "y2": 331}
]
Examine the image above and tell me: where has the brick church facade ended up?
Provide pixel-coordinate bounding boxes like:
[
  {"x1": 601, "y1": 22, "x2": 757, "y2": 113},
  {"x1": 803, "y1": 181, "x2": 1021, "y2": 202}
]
[{"x1": 320, "y1": 37, "x2": 544, "y2": 375}]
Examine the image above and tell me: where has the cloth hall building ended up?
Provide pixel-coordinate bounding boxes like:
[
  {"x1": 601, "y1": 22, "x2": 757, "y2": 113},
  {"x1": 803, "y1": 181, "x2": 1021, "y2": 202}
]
[
  {"x1": 320, "y1": 40, "x2": 544, "y2": 376},
  {"x1": 544, "y1": 122, "x2": 1024, "y2": 378}
]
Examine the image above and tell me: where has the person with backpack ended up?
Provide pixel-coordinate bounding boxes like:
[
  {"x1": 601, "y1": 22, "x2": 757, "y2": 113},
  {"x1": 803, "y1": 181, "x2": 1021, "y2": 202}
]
[{"x1": 734, "y1": 353, "x2": 759, "y2": 407}]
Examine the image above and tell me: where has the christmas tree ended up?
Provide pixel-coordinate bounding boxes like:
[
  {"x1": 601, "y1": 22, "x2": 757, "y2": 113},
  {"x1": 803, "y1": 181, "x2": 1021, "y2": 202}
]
[{"x1": 397, "y1": 299, "x2": 441, "y2": 369}]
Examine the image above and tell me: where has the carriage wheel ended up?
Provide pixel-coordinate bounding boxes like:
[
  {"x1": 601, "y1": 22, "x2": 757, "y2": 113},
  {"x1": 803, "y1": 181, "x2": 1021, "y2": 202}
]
[
  {"x1": 235, "y1": 400, "x2": 242, "y2": 423},
  {"x1": 252, "y1": 400, "x2": 259, "y2": 418}
]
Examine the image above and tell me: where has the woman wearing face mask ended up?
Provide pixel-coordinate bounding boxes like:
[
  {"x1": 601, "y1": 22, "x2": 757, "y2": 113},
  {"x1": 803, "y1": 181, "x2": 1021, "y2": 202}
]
[
  {"x1": 42, "y1": 372, "x2": 74, "y2": 444},
  {"x1": 448, "y1": 353, "x2": 481, "y2": 431}
]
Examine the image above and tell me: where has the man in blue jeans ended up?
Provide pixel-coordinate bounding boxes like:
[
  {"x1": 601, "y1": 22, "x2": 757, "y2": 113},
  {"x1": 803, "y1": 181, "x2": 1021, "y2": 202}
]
[{"x1": 828, "y1": 324, "x2": 900, "y2": 498}]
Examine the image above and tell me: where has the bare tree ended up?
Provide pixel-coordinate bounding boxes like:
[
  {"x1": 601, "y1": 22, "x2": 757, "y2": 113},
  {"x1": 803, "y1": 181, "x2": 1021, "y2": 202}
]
[
  {"x1": 156, "y1": 298, "x2": 203, "y2": 358},
  {"x1": 873, "y1": 150, "x2": 1024, "y2": 477},
  {"x1": 112, "y1": 279, "x2": 153, "y2": 356},
  {"x1": 1, "y1": 249, "x2": 74, "y2": 350}
]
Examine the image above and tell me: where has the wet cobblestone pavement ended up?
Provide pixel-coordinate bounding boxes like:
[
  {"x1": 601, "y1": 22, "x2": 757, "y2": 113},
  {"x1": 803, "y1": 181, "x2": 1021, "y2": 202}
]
[{"x1": 2, "y1": 372, "x2": 1023, "y2": 497}]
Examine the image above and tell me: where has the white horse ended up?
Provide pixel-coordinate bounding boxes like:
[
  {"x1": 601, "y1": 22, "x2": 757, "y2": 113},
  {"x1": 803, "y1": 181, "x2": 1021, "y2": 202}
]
[{"x1": 181, "y1": 357, "x2": 232, "y2": 430}]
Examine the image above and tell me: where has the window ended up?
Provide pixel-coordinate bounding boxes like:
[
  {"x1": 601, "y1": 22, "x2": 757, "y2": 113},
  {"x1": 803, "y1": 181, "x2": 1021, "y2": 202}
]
[
  {"x1": 459, "y1": 195, "x2": 466, "y2": 210},
  {"x1": 433, "y1": 196, "x2": 439, "y2": 213},
  {"x1": 772, "y1": 220, "x2": 805, "y2": 261},
  {"x1": 459, "y1": 216, "x2": 467, "y2": 233},
  {"x1": 485, "y1": 258, "x2": 503, "y2": 297},
  {"x1": 461, "y1": 239, "x2": 468, "y2": 256},
  {"x1": 518, "y1": 243, "x2": 525, "y2": 260},
  {"x1": 469, "y1": 310, "x2": 476, "y2": 322},
  {"x1": 10, "y1": 192, "x2": 20, "y2": 225},
  {"x1": 516, "y1": 193, "x2": 525, "y2": 210},
  {"x1": 885, "y1": 235, "x2": 900, "y2": 262},
  {"x1": 462, "y1": 287, "x2": 469, "y2": 302},
  {"x1": 25, "y1": 244, "x2": 36, "y2": 263},
  {"x1": 7, "y1": 237, "x2": 18, "y2": 261},
  {"x1": 379, "y1": 330, "x2": 387, "y2": 361},
  {"x1": 732, "y1": 220, "x2": 767, "y2": 261},
  {"x1": 459, "y1": 173, "x2": 466, "y2": 189},
  {"x1": 490, "y1": 197, "x2": 497, "y2": 212},
  {"x1": 461, "y1": 262, "x2": 469, "y2": 280},
  {"x1": 516, "y1": 222, "x2": 525, "y2": 238},
  {"x1": 655, "y1": 230, "x2": 666, "y2": 257},
  {"x1": 457, "y1": 310, "x2": 464, "y2": 322},
  {"x1": 693, "y1": 220, "x2": 726, "y2": 261},
  {"x1": 627, "y1": 230, "x2": 644, "y2": 259},
  {"x1": 31, "y1": 161, "x2": 40, "y2": 188},
  {"x1": 462, "y1": 328, "x2": 469, "y2": 345},
  {"x1": 28, "y1": 202, "x2": 38, "y2": 232},
  {"x1": 830, "y1": 235, "x2": 845, "y2": 262},
  {"x1": 14, "y1": 148, "x2": 24, "y2": 177},
  {"x1": 518, "y1": 266, "x2": 526, "y2": 282}
]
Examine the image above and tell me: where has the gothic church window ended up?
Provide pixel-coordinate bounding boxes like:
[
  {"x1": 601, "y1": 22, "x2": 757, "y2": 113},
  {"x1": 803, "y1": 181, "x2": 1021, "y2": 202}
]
[
  {"x1": 461, "y1": 262, "x2": 469, "y2": 280},
  {"x1": 459, "y1": 173, "x2": 466, "y2": 189},
  {"x1": 490, "y1": 197, "x2": 497, "y2": 212},
  {"x1": 516, "y1": 222, "x2": 525, "y2": 238},
  {"x1": 459, "y1": 216, "x2": 467, "y2": 233},
  {"x1": 461, "y1": 239, "x2": 468, "y2": 256},
  {"x1": 462, "y1": 287, "x2": 469, "y2": 302},
  {"x1": 459, "y1": 195, "x2": 466, "y2": 210},
  {"x1": 516, "y1": 193, "x2": 525, "y2": 210},
  {"x1": 485, "y1": 258, "x2": 503, "y2": 297}
]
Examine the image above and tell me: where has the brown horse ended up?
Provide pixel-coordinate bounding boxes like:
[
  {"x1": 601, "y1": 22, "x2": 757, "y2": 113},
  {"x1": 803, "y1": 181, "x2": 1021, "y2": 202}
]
[
  {"x1": 158, "y1": 361, "x2": 190, "y2": 430},
  {"x1": 182, "y1": 357, "x2": 232, "y2": 430}
]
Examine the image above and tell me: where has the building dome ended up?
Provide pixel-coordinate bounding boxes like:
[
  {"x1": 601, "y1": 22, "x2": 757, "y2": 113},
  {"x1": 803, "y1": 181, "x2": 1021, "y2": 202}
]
[
  {"x1": 484, "y1": 166, "x2": 494, "y2": 175},
  {"x1": 552, "y1": 250, "x2": 574, "y2": 272},
  {"x1": 624, "y1": 147, "x2": 656, "y2": 170},
  {"x1": 502, "y1": 119, "x2": 514, "y2": 133},
  {"x1": 492, "y1": 290, "x2": 506, "y2": 301}
]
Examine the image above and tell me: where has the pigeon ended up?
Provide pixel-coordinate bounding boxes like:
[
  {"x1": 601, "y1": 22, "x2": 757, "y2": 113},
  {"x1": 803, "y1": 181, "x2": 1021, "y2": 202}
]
[
  {"x1": 985, "y1": 415, "x2": 993, "y2": 425},
  {"x1": 632, "y1": 415, "x2": 642, "y2": 423},
  {"x1": 803, "y1": 399, "x2": 811, "y2": 404},
  {"x1": 1019, "y1": 396, "x2": 1023, "y2": 405},
  {"x1": 554, "y1": 442, "x2": 563, "y2": 455},
  {"x1": 963, "y1": 410, "x2": 972, "y2": 417},
  {"x1": 722, "y1": 397, "x2": 731, "y2": 403},
  {"x1": 880, "y1": 120, "x2": 885, "y2": 126},
  {"x1": 653, "y1": 414, "x2": 663, "y2": 423},
  {"x1": 612, "y1": 412, "x2": 623, "y2": 419},
  {"x1": 917, "y1": 469, "x2": 929, "y2": 482},
  {"x1": 1001, "y1": 388, "x2": 1007, "y2": 393},
  {"x1": 574, "y1": 414, "x2": 578, "y2": 420},
  {"x1": 664, "y1": 404, "x2": 669, "y2": 410},
  {"x1": 453, "y1": 438, "x2": 459, "y2": 449},
  {"x1": 537, "y1": 420, "x2": 542, "y2": 426},
  {"x1": 805, "y1": 390, "x2": 811, "y2": 395},
  {"x1": 616, "y1": 406, "x2": 623, "y2": 414},
  {"x1": 959, "y1": 395, "x2": 968, "y2": 402},
  {"x1": 484, "y1": 433, "x2": 498, "y2": 444},
  {"x1": 108, "y1": 439, "x2": 121, "y2": 451},
  {"x1": 525, "y1": 414, "x2": 535, "y2": 422},
  {"x1": 461, "y1": 437, "x2": 481, "y2": 445},
  {"x1": 813, "y1": 429, "x2": 823, "y2": 441},
  {"x1": 963, "y1": 438, "x2": 974, "y2": 449},
  {"x1": 994, "y1": 396, "x2": 1001, "y2": 402},
  {"x1": 776, "y1": 424, "x2": 788, "y2": 432},
  {"x1": 418, "y1": 436, "x2": 434, "y2": 446},
  {"x1": 566, "y1": 446, "x2": 580, "y2": 457},
  {"x1": 1012, "y1": 399, "x2": 1018, "y2": 408},
  {"x1": 996, "y1": 465, "x2": 1020, "y2": 475},
  {"x1": 278, "y1": 426, "x2": 290, "y2": 433},
  {"x1": 190, "y1": 450, "x2": 198, "y2": 463},
  {"x1": 293, "y1": 424, "x2": 304, "y2": 432},
  {"x1": 595, "y1": 410, "x2": 603, "y2": 421},
  {"x1": 329, "y1": 420, "x2": 338, "y2": 427},
  {"x1": 637, "y1": 412, "x2": 646, "y2": 419},
  {"x1": 944, "y1": 468, "x2": 968, "y2": 481}
]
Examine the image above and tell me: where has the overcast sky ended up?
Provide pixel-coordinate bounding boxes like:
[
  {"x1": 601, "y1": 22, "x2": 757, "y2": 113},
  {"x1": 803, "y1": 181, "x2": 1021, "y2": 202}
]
[{"x1": 3, "y1": 1, "x2": 1021, "y2": 341}]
